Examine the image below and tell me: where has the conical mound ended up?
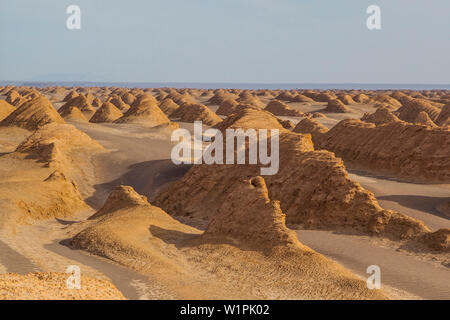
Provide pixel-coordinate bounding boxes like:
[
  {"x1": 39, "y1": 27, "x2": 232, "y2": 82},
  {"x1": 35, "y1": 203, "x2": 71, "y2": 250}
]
[
  {"x1": 414, "y1": 111, "x2": 437, "y2": 127},
  {"x1": 236, "y1": 91, "x2": 263, "y2": 108},
  {"x1": 325, "y1": 99, "x2": 349, "y2": 113},
  {"x1": 216, "y1": 99, "x2": 241, "y2": 116},
  {"x1": 203, "y1": 176, "x2": 298, "y2": 249},
  {"x1": 391, "y1": 91, "x2": 409, "y2": 101},
  {"x1": 89, "y1": 102, "x2": 123, "y2": 123},
  {"x1": 92, "y1": 97, "x2": 102, "y2": 108},
  {"x1": 62, "y1": 90, "x2": 79, "y2": 102},
  {"x1": 372, "y1": 95, "x2": 402, "y2": 108},
  {"x1": 58, "y1": 105, "x2": 88, "y2": 122},
  {"x1": 158, "y1": 98, "x2": 180, "y2": 116},
  {"x1": 278, "y1": 118, "x2": 295, "y2": 129},
  {"x1": 170, "y1": 102, "x2": 222, "y2": 126},
  {"x1": 59, "y1": 95, "x2": 96, "y2": 119},
  {"x1": 265, "y1": 99, "x2": 304, "y2": 117},
  {"x1": 208, "y1": 90, "x2": 239, "y2": 105},
  {"x1": 108, "y1": 95, "x2": 130, "y2": 112},
  {"x1": 215, "y1": 107, "x2": 284, "y2": 131},
  {"x1": 353, "y1": 93, "x2": 370, "y2": 103},
  {"x1": 89, "y1": 185, "x2": 149, "y2": 219},
  {"x1": 337, "y1": 94, "x2": 356, "y2": 105},
  {"x1": 115, "y1": 95, "x2": 174, "y2": 128},
  {"x1": 15, "y1": 123, "x2": 103, "y2": 169},
  {"x1": 0, "y1": 100, "x2": 16, "y2": 121},
  {"x1": 0, "y1": 165, "x2": 89, "y2": 223},
  {"x1": 312, "y1": 112, "x2": 326, "y2": 118},
  {"x1": 121, "y1": 92, "x2": 136, "y2": 105},
  {"x1": 131, "y1": 93, "x2": 158, "y2": 107},
  {"x1": 0, "y1": 96, "x2": 65, "y2": 130},
  {"x1": 81, "y1": 93, "x2": 93, "y2": 104},
  {"x1": 165, "y1": 91, "x2": 194, "y2": 105},
  {"x1": 292, "y1": 94, "x2": 314, "y2": 103},
  {"x1": 275, "y1": 91, "x2": 295, "y2": 101},
  {"x1": 5, "y1": 89, "x2": 22, "y2": 105},
  {"x1": 315, "y1": 92, "x2": 336, "y2": 102},
  {"x1": 292, "y1": 117, "x2": 328, "y2": 143},
  {"x1": 361, "y1": 107, "x2": 401, "y2": 126},
  {"x1": 397, "y1": 98, "x2": 441, "y2": 123}
]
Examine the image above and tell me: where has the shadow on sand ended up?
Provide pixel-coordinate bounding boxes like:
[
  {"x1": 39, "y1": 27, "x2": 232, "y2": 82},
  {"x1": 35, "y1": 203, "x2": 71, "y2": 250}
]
[
  {"x1": 85, "y1": 159, "x2": 191, "y2": 209},
  {"x1": 377, "y1": 194, "x2": 450, "y2": 220}
]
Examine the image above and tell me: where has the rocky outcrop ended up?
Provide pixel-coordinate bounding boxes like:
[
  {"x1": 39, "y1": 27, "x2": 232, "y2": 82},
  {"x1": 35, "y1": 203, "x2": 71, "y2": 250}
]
[
  {"x1": 265, "y1": 100, "x2": 304, "y2": 117},
  {"x1": 89, "y1": 185, "x2": 149, "y2": 219},
  {"x1": 215, "y1": 108, "x2": 284, "y2": 131},
  {"x1": 0, "y1": 96, "x2": 65, "y2": 131},
  {"x1": 0, "y1": 100, "x2": 16, "y2": 121},
  {"x1": 115, "y1": 94, "x2": 176, "y2": 128},
  {"x1": 292, "y1": 117, "x2": 328, "y2": 143},
  {"x1": 361, "y1": 107, "x2": 401, "y2": 126},
  {"x1": 317, "y1": 119, "x2": 450, "y2": 183},
  {"x1": 397, "y1": 98, "x2": 441, "y2": 123},
  {"x1": 89, "y1": 102, "x2": 123, "y2": 123},
  {"x1": 324, "y1": 99, "x2": 349, "y2": 113},
  {"x1": 170, "y1": 102, "x2": 222, "y2": 126},
  {"x1": 59, "y1": 95, "x2": 96, "y2": 119},
  {"x1": 435, "y1": 104, "x2": 450, "y2": 127},
  {"x1": 154, "y1": 131, "x2": 429, "y2": 240}
]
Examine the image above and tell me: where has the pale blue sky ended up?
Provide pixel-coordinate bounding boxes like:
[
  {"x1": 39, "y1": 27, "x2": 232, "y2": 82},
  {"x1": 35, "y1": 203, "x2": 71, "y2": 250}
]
[{"x1": 1, "y1": 0, "x2": 449, "y2": 84}]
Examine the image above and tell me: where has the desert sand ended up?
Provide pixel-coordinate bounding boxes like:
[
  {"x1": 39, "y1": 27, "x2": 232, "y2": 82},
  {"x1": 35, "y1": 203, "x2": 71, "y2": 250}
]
[{"x1": 0, "y1": 86, "x2": 448, "y2": 300}]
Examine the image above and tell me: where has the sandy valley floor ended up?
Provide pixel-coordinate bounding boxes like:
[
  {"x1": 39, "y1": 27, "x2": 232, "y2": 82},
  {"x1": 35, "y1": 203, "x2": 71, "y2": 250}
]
[{"x1": 0, "y1": 87, "x2": 448, "y2": 299}]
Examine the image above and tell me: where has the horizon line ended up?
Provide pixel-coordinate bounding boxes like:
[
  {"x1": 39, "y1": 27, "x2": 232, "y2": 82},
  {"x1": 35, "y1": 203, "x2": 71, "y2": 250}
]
[{"x1": 1, "y1": 80, "x2": 449, "y2": 90}]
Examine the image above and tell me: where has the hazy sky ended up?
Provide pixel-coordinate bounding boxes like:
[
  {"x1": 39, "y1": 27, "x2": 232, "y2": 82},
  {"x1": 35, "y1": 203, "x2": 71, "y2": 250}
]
[{"x1": 1, "y1": 0, "x2": 449, "y2": 84}]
